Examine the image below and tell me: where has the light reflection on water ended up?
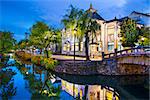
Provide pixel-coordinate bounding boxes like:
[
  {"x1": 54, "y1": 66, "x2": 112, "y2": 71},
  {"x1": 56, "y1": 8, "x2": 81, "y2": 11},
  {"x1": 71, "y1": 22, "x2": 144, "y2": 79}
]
[{"x1": 1, "y1": 58, "x2": 149, "y2": 100}]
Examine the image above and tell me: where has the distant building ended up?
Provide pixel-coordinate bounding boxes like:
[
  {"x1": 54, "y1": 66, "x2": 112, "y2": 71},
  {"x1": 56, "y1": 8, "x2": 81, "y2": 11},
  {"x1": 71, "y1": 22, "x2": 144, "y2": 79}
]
[
  {"x1": 129, "y1": 11, "x2": 150, "y2": 27},
  {"x1": 61, "y1": 4, "x2": 150, "y2": 57}
]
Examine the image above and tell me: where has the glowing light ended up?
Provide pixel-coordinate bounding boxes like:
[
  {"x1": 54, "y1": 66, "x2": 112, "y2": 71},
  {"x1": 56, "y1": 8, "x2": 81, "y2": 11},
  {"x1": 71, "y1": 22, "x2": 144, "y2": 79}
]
[{"x1": 26, "y1": 72, "x2": 28, "y2": 75}]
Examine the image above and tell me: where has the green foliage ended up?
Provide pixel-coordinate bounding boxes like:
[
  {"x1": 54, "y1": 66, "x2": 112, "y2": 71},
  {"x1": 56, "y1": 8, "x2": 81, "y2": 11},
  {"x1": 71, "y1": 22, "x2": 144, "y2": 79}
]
[
  {"x1": 29, "y1": 21, "x2": 62, "y2": 57},
  {"x1": 62, "y1": 5, "x2": 101, "y2": 60},
  {"x1": 31, "y1": 55, "x2": 58, "y2": 70},
  {"x1": 15, "y1": 51, "x2": 32, "y2": 61},
  {"x1": 138, "y1": 27, "x2": 150, "y2": 46},
  {"x1": 0, "y1": 31, "x2": 16, "y2": 53},
  {"x1": 17, "y1": 39, "x2": 29, "y2": 50},
  {"x1": 77, "y1": 8, "x2": 101, "y2": 60},
  {"x1": 120, "y1": 18, "x2": 140, "y2": 47},
  {"x1": 40, "y1": 80, "x2": 61, "y2": 98},
  {"x1": 29, "y1": 21, "x2": 49, "y2": 49},
  {"x1": 61, "y1": 5, "x2": 84, "y2": 39},
  {"x1": 0, "y1": 69, "x2": 17, "y2": 99}
]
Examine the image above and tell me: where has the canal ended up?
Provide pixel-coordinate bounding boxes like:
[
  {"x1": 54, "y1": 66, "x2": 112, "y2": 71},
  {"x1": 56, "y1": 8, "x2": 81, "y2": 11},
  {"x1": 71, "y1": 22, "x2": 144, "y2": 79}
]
[{"x1": 0, "y1": 58, "x2": 149, "y2": 100}]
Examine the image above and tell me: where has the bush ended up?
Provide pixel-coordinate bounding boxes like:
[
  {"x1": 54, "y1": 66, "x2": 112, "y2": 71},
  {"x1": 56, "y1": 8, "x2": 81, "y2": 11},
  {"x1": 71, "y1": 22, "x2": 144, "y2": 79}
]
[
  {"x1": 15, "y1": 51, "x2": 32, "y2": 61},
  {"x1": 31, "y1": 56, "x2": 58, "y2": 70},
  {"x1": 44, "y1": 58, "x2": 58, "y2": 70}
]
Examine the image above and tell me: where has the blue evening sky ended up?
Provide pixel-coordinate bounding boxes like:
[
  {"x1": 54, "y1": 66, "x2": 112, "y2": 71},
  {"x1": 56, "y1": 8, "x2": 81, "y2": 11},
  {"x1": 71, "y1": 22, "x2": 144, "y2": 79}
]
[{"x1": 0, "y1": 0, "x2": 149, "y2": 41}]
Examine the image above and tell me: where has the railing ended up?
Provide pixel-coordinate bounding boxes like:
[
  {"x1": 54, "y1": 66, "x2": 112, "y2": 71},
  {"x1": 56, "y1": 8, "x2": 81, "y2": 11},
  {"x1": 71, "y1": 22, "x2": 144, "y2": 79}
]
[{"x1": 102, "y1": 46, "x2": 150, "y2": 60}]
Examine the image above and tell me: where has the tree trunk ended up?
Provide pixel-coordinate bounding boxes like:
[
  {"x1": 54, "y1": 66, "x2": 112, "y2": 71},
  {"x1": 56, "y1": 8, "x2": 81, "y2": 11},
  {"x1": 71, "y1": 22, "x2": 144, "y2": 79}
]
[
  {"x1": 45, "y1": 44, "x2": 50, "y2": 58},
  {"x1": 55, "y1": 44, "x2": 58, "y2": 53},
  {"x1": 78, "y1": 42, "x2": 81, "y2": 51},
  {"x1": 85, "y1": 32, "x2": 90, "y2": 60},
  {"x1": 45, "y1": 49, "x2": 49, "y2": 58}
]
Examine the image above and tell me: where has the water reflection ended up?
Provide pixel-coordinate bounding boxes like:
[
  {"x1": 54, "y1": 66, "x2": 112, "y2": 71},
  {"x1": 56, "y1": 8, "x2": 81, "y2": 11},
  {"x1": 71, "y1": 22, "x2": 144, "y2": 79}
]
[
  {"x1": 56, "y1": 72, "x2": 149, "y2": 100},
  {"x1": 15, "y1": 59, "x2": 61, "y2": 99},
  {"x1": 1, "y1": 58, "x2": 148, "y2": 100},
  {"x1": 61, "y1": 80, "x2": 119, "y2": 100}
]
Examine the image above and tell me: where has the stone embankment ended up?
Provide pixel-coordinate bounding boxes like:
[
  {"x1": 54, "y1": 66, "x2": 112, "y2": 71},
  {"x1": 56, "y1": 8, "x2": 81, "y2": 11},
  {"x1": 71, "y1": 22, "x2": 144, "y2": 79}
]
[{"x1": 54, "y1": 57, "x2": 150, "y2": 75}]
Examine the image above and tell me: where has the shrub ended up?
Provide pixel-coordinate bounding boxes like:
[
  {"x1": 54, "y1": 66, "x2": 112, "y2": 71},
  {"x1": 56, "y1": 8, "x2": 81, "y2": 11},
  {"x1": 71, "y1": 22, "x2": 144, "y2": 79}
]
[
  {"x1": 31, "y1": 56, "x2": 58, "y2": 70},
  {"x1": 15, "y1": 51, "x2": 32, "y2": 61}
]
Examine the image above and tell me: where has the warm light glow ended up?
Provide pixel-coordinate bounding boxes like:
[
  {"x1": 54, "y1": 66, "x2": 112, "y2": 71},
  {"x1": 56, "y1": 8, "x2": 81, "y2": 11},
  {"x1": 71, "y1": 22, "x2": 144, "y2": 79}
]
[
  {"x1": 141, "y1": 37, "x2": 145, "y2": 41},
  {"x1": 26, "y1": 72, "x2": 28, "y2": 75}
]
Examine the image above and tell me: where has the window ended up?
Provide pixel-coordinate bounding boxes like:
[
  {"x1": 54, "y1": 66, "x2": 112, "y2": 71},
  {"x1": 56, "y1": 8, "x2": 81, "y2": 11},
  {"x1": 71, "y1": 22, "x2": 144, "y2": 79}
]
[
  {"x1": 63, "y1": 44, "x2": 67, "y2": 51},
  {"x1": 97, "y1": 92, "x2": 100, "y2": 99},
  {"x1": 108, "y1": 34, "x2": 114, "y2": 42},
  {"x1": 75, "y1": 42, "x2": 79, "y2": 51},
  {"x1": 108, "y1": 43, "x2": 114, "y2": 51}
]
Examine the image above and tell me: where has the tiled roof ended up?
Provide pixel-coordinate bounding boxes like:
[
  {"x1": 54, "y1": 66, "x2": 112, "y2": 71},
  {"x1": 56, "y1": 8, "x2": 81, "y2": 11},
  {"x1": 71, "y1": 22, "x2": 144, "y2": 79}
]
[
  {"x1": 131, "y1": 11, "x2": 150, "y2": 17},
  {"x1": 86, "y1": 4, "x2": 104, "y2": 20}
]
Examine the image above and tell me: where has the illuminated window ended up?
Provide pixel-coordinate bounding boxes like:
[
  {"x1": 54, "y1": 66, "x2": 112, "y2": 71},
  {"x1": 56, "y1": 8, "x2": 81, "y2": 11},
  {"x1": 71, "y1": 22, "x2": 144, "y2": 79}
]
[
  {"x1": 108, "y1": 43, "x2": 114, "y2": 51},
  {"x1": 71, "y1": 45, "x2": 74, "y2": 51},
  {"x1": 75, "y1": 42, "x2": 79, "y2": 51},
  {"x1": 108, "y1": 34, "x2": 114, "y2": 42},
  {"x1": 106, "y1": 90, "x2": 113, "y2": 100},
  {"x1": 63, "y1": 44, "x2": 67, "y2": 51}
]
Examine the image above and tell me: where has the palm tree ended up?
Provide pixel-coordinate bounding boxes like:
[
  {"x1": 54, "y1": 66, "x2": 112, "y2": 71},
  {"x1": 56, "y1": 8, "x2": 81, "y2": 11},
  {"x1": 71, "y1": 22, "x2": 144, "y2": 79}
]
[
  {"x1": 62, "y1": 5, "x2": 101, "y2": 60},
  {"x1": 78, "y1": 11, "x2": 101, "y2": 60},
  {"x1": 61, "y1": 5, "x2": 84, "y2": 59}
]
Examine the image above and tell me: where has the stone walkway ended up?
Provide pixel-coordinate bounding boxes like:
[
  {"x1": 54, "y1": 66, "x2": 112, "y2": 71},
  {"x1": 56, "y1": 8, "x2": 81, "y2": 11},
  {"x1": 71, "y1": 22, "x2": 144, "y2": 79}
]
[{"x1": 51, "y1": 55, "x2": 102, "y2": 61}]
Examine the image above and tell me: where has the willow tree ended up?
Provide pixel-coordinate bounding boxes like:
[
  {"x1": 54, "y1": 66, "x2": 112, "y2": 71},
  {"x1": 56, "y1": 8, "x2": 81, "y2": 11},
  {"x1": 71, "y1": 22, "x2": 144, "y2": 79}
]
[{"x1": 120, "y1": 18, "x2": 140, "y2": 47}]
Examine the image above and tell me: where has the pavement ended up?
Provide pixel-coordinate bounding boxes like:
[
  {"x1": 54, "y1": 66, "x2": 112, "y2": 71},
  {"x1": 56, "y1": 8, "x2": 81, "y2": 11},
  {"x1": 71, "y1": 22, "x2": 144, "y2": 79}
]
[{"x1": 51, "y1": 55, "x2": 102, "y2": 61}]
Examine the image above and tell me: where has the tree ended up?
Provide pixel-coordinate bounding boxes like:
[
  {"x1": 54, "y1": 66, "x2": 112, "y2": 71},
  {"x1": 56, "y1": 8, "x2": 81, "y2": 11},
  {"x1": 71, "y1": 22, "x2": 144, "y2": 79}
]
[
  {"x1": 120, "y1": 18, "x2": 140, "y2": 47},
  {"x1": 17, "y1": 39, "x2": 28, "y2": 50},
  {"x1": 0, "y1": 31, "x2": 16, "y2": 53},
  {"x1": 29, "y1": 21, "x2": 49, "y2": 54},
  {"x1": 62, "y1": 5, "x2": 101, "y2": 60},
  {"x1": 61, "y1": 5, "x2": 84, "y2": 51},
  {"x1": 78, "y1": 11, "x2": 101, "y2": 60},
  {"x1": 41, "y1": 28, "x2": 61, "y2": 58},
  {"x1": 138, "y1": 27, "x2": 150, "y2": 46},
  {"x1": 53, "y1": 29, "x2": 62, "y2": 53}
]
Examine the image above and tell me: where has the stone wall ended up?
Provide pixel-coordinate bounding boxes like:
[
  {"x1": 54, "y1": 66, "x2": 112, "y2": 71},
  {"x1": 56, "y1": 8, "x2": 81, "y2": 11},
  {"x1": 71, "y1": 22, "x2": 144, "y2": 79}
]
[{"x1": 54, "y1": 55, "x2": 150, "y2": 75}]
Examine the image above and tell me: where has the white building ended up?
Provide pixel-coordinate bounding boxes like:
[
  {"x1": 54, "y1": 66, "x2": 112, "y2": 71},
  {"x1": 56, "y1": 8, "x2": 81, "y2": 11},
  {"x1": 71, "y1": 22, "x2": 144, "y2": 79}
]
[{"x1": 61, "y1": 5, "x2": 150, "y2": 57}]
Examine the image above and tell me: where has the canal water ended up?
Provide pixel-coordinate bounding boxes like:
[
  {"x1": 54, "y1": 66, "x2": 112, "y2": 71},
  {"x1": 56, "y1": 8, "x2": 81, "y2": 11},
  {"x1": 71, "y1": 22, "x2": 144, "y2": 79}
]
[{"x1": 0, "y1": 58, "x2": 149, "y2": 100}]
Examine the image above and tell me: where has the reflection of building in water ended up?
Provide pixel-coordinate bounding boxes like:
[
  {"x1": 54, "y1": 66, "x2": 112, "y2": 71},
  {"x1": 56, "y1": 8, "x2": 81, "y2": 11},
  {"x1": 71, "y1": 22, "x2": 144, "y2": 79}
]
[{"x1": 61, "y1": 80, "x2": 119, "y2": 100}]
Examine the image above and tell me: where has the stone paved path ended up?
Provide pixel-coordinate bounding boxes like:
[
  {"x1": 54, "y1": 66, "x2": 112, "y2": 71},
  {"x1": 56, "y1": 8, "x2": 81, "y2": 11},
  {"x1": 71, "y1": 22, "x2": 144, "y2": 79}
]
[{"x1": 51, "y1": 55, "x2": 102, "y2": 61}]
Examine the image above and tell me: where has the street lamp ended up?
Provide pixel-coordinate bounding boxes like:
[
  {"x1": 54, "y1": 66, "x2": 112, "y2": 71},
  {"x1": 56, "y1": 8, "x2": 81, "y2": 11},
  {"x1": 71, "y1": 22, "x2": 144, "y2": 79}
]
[
  {"x1": 74, "y1": 29, "x2": 77, "y2": 62},
  {"x1": 73, "y1": 28, "x2": 77, "y2": 98}
]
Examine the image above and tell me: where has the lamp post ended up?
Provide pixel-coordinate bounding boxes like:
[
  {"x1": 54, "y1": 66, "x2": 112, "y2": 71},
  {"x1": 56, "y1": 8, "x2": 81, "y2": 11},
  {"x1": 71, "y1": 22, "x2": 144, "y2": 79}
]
[
  {"x1": 74, "y1": 29, "x2": 77, "y2": 62},
  {"x1": 73, "y1": 28, "x2": 77, "y2": 98}
]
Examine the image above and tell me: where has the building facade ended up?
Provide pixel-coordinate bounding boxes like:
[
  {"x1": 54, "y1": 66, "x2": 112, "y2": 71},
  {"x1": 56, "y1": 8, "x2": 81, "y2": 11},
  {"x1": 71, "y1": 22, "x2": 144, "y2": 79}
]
[{"x1": 61, "y1": 5, "x2": 149, "y2": 57}]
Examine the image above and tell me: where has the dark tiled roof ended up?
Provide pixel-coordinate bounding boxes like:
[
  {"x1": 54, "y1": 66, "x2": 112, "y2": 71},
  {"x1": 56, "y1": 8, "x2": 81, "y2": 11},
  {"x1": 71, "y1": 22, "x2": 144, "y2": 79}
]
[
  {"x1": 105, "y1": 17, "x2": 126, "y2": 23},
  {"x1": 86, "y1": 11, "x2": 104, "y2": 20},
  {"x1": 131, "y1": 11, "x2": 150, "y2": 17},
  {"x1": 86, "y1": 4, "x2": 104, "y2": 20}
]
